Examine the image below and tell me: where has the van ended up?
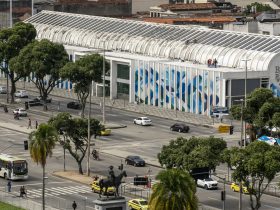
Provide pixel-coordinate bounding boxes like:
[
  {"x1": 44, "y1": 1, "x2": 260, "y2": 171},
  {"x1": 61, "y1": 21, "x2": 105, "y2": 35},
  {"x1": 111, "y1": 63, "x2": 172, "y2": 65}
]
[{"x1": 0, "y1": 86, "x2": 7, "y2": 94}]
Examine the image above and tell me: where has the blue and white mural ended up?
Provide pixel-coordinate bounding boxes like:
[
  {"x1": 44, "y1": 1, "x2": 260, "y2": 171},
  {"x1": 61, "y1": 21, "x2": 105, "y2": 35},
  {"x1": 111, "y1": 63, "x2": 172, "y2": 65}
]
[{"x1": 133, "y1": 60, "x2": 222, "y2": 116}]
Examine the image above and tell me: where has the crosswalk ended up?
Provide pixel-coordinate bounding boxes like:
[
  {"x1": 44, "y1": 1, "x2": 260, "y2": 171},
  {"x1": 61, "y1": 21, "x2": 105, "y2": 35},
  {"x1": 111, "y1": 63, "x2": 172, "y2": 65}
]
[
  {"x1": 0, "y1": 127, "x2": 26, "y2": 137},
  {"x1": 26, "y1": 185, "x2": 92, "y2": 198}
]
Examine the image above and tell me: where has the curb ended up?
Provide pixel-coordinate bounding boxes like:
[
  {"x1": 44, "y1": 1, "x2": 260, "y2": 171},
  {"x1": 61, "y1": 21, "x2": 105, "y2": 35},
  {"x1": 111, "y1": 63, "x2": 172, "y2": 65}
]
[{"x1": 52, "y1": 172, "x2": 93, "y2": 186}]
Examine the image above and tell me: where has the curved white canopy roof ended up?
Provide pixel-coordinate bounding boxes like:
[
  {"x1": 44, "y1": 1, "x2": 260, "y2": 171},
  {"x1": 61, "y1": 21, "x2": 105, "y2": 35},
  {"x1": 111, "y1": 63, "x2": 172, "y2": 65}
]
[{"x1": 25, "y1": 10, "x2": 280, "y2": 72}]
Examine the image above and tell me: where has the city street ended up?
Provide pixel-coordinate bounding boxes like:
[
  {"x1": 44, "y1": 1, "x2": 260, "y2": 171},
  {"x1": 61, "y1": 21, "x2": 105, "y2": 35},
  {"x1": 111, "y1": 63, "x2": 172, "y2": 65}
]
[{"x1": 0, "y1": 93, "x2": 280, "y2": 209}]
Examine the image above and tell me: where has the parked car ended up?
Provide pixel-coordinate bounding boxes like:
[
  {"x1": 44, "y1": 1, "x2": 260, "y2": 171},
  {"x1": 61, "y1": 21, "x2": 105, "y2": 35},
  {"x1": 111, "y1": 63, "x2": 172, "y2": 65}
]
[
  {"x1": 14, "y1": 90, "x2": 28, "y2": 98},
  {"x1": 13, "y1": 108, "x2": 27, "y2": 117},
  {"x1": 230, "y1": 182, "x2": 249, "y2": 194},
  {"x1": 67, "y1": 101, "x2": 82, "y2": 110},
  {"x1": 128, "y1": 199, "x2": 149, "y2": 210},
  {"x1": 36, "y1": 96, "x2": 52, "y2": 103},
  {"x1": 91, "y1": 180, "x2": 115, "y2": 195},
  {"x1": 0, "y1": 86, "x2": 7, "y2": 94},
  {"x1": 170, "y1": 123, "x2": 190, "y2": 133},
  {"x1": 197, "y1": 178, "x2": 218, "y2": 190},
  {"x1": 28, "y1": 98, "x2": 43, "y2": 107},
  {"x1": 133, "y1": 117, "x2": 152, "y2": 126},
  {"x1": 125, "y1": 155, "x2": 145, "y2": 167}
]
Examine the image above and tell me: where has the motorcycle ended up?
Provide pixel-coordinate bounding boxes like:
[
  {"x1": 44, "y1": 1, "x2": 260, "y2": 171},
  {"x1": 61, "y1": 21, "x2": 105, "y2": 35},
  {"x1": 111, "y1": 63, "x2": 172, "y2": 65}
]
[{"x1": 92, "y1": 150, "x2": 100, "y2": 160}]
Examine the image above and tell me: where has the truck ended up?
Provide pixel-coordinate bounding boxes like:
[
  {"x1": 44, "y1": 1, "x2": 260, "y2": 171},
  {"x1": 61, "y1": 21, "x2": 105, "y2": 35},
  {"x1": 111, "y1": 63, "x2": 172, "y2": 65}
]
[{"x1": 197, "y1": 178, "x2": 218, "y2": 190}]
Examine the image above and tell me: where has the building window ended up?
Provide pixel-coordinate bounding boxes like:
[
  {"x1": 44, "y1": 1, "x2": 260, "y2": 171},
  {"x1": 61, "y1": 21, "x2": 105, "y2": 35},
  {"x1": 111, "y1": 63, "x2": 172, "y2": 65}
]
[
  {"x1": 263, "y1": 31, "x2": 270, "y2": 35},
  {"x1": 117, "y1": 64, "x2": 129, "y2": 80},
  {"x1": 261, "y1": 78, "x2": 269, "y2": 88},
  {"x1": 117, "y1": 82, "x2": 129, "y2": 95}
]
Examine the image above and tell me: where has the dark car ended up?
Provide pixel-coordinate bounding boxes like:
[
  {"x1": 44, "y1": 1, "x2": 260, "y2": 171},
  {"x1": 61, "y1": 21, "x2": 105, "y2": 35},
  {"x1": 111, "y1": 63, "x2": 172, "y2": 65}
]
[
  {"x1": 27, "y1": 98, "x2": 43, "y2": 107},
  {"x1": 125, "y1": 156, "x2": 145, "y2": 167},
  {"x1": 36, "y1": 96, "x2": 52, "y2": 103},
  {"x1": 67, "y1": 101, "x2": 82, "y2": 110},
  {"x1": 170, "y1": 123, "x2": 190, "y2": 133}
]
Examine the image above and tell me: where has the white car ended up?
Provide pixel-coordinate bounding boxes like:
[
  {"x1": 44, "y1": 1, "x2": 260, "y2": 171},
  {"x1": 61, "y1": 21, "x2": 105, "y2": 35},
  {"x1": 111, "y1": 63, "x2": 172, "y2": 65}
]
[
  {"x1": 197, "y1": 178, "x2": 218, "y2": 190},
  {"x1": 15, "y1": 90, "x2": 28, "y2": 98},
  {"x1": 133, "y1": 117, "x2": 152, "y2": 126},
  {"x1": 13, "y1": 108, "x2": 27, "y2": 117},
  {"x1": 0, "y1": 86, "x2": 7, "y2": 94}
]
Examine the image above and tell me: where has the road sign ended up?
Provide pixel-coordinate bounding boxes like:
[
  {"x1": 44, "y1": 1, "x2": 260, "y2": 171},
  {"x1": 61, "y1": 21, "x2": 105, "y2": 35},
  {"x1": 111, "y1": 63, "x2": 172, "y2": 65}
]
[{"x1": 218, "y1": 125, "x2": 230, "y2": 133}]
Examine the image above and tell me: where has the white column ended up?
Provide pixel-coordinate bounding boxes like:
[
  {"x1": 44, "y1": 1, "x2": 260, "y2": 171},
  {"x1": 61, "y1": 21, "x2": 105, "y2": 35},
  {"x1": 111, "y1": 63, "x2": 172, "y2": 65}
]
[
  {"x1": 185, "y1": 67, "x2": 188, "y2": 112},
  {"x1": 143, "y1": 62, "x2": 146, "y2": 104},
  {"x1": 179, "y1": 68, "x2": 182, "y2": 111},
  {"x1": 213, "y1": 71, "x2": 216, "y2": 106},
  {"x1": 153, "y1": 62, "x2": 156, "y2": 106},
  {"x1": 190, "y1": 68, "x2": 193, "y2": 113},
  {"x1": 221, "y1": 77, "x2": 226, "y2": 107},
  {"x1": 138, "y1": 60, "x2": 140, "y2": 101},
  {"x1": 169, "y1": 64, "x2": 171, "y2": 109},
  {"x1": 158, "y1": 63, "x2": 161, "y2": 107},
  {"x1": 196, "y1": 69, "x2": 199, "y2": 114},
  {"x1": 110, "y1": 60, "x2": 117, "y2": 99},
  {"x1": 207, "y1": 71, "x2": 211, "y2": 116},
  {"x1": 174, "y1": 66, "x2": 177, "y2": 111},
  {"x1": 202, "y1": 70, "x2": 205, "y2": 115},
  {"x1": 129, "y1": 61, "x2": 134, "y2": 103},
  {"x1": 147, "y1": 61, "x2": 150, "y2": 105}
]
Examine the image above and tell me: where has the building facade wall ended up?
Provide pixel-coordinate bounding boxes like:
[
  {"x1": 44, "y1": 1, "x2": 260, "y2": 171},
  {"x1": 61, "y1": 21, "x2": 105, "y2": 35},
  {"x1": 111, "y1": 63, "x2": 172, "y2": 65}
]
[
  {"x1": 132, "y1": 60, "x2": 223, "y2": 116},
  {"x1": 132, "y1": 0, "x2": 168, "y2": 14}
]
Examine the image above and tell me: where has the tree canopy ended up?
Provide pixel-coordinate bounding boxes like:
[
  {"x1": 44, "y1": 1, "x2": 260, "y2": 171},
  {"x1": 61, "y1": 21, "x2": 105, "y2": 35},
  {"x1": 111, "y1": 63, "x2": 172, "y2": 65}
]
[
  {"x1": 48, "y1": 113, "x2": 104, "y2": 174},
  {"x1": 149, "y1": 169, "x2": 198, "y2": 210},
  {"x1": 229, "y1": 141, "x2": 280, "y2": 210},
  {"x1": 60, "y1": 54, "x2": 110, "y2": 117},
  {"x1": 230, "y1": 88, "x2": 280, "y2": 139},
  {"x1": 10, "y1": 39, "x2": 69, "y2": 109},
  {"x1": 0, "y1": 22, "x2": 36, "y2": 103},
  {"x1": 158, "y1": 136, "x2": 226, "y2": 171}
]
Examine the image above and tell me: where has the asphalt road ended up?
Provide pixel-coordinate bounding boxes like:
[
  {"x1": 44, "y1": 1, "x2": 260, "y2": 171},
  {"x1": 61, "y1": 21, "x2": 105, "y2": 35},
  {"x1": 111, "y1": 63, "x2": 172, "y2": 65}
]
[{"x1": 0, "y1": 93, "x2": 280, "y2": 209}]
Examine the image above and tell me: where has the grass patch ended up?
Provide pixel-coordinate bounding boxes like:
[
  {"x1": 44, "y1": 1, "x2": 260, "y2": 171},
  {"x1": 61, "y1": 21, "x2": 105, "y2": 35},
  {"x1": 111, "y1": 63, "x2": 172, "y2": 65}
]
[{"x1": 0, "y1": 201, "x2": 25, "y2": 210}]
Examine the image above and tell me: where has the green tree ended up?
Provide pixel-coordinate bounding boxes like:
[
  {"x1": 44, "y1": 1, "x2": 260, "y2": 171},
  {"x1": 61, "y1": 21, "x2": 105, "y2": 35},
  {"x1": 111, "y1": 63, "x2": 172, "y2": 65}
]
[
  {"x1": 0, "y1": 22, "x2": 36, "y2": 103},
  {"x1": 10, "y1": 39, "x2": 69, "y2": 110},
  {"x1": 272, "y1": 112, "x2": 280, "y2": 130},
  {"x1": 48, "y1": 113, "x2": 103, "y2": 174},
  {"x1": 60, "y1": 54, "x2": 110, "y2": 118},
  {"x1": 149, "y1": 169, "x2": 198, "y2": 210},
  {"x1": 158, "y1": 136, "x2": 226, "y2": 172},
  {"x1": 230, "y1": 141, "x2": 280, "y2": 210},
  {"x1": 29, "y1": 124, "x2": 58, "y2": 210},
  {"x1": 230, "y1": 88, "x2": 279, "y2": 140},
  {"x1": 246, "y1": 2, "x2": 272, "y2": 13}
]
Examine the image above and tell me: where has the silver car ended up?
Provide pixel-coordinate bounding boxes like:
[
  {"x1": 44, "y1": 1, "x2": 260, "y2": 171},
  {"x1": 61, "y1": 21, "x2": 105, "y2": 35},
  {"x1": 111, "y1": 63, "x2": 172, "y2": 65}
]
[
  {"x1": 13, "y1": 108, "x2": 28, "y2": 117},
  {"x1": 133, "y1": 117, "x2": 152, "y2": 126}
]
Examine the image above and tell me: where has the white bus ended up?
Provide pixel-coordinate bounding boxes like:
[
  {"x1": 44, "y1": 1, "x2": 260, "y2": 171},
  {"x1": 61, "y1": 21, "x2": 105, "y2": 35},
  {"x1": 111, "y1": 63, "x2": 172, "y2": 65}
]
[{"x1": 0, "y1": 154, "x2": 28, "y2": 180}]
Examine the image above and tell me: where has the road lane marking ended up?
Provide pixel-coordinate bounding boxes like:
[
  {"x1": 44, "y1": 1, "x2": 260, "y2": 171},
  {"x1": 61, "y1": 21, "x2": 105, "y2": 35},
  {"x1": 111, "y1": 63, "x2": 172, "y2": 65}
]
[
  {"x1": 263, "y1": 205, "x2": 280, "y2": 209},
  {"x1": 208, "y1": 197, "x2": 219, "y2": 201}
]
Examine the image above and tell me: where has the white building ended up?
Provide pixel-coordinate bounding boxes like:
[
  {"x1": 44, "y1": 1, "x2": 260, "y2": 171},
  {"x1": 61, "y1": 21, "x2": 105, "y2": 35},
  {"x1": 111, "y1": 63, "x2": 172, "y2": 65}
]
[{"x1": 22, "y1": 10, "x2": 280, "y2": 116}]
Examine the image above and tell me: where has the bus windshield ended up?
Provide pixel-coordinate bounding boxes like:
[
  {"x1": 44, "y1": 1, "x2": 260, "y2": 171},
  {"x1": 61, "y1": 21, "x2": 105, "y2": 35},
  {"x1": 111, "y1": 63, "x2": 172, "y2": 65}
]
[{"x1": 13, "y1": 161, "x2": 28, "y2": 175}]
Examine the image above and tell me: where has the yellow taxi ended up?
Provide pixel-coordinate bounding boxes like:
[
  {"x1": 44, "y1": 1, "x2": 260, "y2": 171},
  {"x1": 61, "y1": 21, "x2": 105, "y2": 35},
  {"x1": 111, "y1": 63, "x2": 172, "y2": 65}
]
[
  {"x1": 128, "y1": 199, "x2": 149, "y2": 210},
  {"x1": 91, "y1": 180, "x2": 115, "y2": 195},
  {"x1": 230, "y1": 182, "x2": 249, "y2": 194},
  {"x1": 101, "y1": 129, "x2": 111, "y2": 136}
]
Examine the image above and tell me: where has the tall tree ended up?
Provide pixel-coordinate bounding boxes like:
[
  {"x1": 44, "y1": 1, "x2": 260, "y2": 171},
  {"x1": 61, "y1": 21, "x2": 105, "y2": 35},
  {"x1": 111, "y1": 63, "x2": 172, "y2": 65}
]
[
  {"x1": 48, "y1": 113, "x2": 103, "y2": 174},
  {"x1": 0, "y1": 22, "x2": 36, "y2": 103},
  {"x1": 29, "y1": 124, "x2": 58, "y2": 210},
  {"x1": 230, "y1": 141, "x2": 280, "y2": 210},
  {"x1": 60, "y1": 54, "x2": 110, "y2": 118},
  {"x1": 158, "y1": 136, "x2": 226, "y2": 172},
  {"x1": 10, "y1": 39, "x2": 69, "y2": 110},
  {"x1": 149, "y1": 169, "x2": 198, "y2": 210},
  {"x1": 230, "y1": 88, "x2": 280, "y2": 140}
]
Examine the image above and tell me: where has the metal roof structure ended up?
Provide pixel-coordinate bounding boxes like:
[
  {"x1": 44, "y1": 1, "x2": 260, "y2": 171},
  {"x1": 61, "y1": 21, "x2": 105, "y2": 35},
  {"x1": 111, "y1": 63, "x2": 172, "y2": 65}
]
[{"x1": 25, "y1": 10, "x2": 280, "y2": 71}]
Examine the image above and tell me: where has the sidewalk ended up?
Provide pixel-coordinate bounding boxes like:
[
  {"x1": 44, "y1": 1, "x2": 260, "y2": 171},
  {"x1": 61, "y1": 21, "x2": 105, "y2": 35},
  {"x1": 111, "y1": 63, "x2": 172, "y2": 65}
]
[{"x1": 0, "y1": 79, "x2": 217, "y2": 127}]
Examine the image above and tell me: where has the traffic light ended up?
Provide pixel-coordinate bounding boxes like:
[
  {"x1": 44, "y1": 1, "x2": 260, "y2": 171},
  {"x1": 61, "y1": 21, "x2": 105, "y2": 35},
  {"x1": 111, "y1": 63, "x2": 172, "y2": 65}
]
[
  {"x1": 229, "y1": 126, "x2": 234, "y2": 135},
  {"x1": 221, "y1": 191, "x2": 226, "y2": 201},
  {"x1": 24, "y1": 140, "x2": 28, "y2": 150}
]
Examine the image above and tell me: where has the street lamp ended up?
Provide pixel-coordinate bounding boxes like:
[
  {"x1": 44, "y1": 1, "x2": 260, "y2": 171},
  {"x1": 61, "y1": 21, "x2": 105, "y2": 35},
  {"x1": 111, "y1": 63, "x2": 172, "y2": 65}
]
[
  {"x1": 102, "y1": 42, "x2": 106, "y2": 125},
  {"x1": 87, "y1": 81, "x2": 92, "y2": 176},
  {"x1": 59, "y1": 127, "x2": 67, "y2": 172},
  {"x1": 242, "y1": 58, "x2": 250, "y2": 146}
]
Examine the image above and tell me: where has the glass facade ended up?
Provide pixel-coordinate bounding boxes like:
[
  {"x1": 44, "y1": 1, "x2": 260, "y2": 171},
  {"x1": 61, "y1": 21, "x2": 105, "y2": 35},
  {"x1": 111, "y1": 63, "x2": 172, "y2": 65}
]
[{"x1": 117, "y1": 64, "x2": 129, "y2": 80}]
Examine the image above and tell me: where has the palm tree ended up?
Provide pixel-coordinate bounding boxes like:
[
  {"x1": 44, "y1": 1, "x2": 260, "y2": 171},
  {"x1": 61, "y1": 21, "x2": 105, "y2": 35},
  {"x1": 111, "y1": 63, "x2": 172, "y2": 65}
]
[
  {"x1": 149, "y1": 169, "x2": 198, "y2": 210},
  {"x1": 29, "y1": 123, "x2": 58, "y2": 210}
]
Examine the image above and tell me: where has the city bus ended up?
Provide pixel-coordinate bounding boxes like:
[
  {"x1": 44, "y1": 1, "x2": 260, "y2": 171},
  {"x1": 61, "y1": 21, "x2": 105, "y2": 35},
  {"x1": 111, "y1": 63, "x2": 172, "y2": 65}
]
[{"x1": 0, "y1": 154, "x2": 28, "y2": 180}]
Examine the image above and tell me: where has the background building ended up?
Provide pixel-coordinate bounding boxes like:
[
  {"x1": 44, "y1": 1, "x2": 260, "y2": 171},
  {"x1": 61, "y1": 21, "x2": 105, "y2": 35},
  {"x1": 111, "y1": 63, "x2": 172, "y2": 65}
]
[{"x1": 23, "y1": 10, "x2": 280, "y2": 116}]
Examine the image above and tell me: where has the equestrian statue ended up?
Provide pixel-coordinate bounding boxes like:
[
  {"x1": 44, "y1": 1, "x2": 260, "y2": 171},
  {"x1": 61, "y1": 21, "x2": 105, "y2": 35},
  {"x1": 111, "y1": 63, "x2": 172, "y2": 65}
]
[{"x1": 99, "y1": 166, "x2": 127, "y2": 197}]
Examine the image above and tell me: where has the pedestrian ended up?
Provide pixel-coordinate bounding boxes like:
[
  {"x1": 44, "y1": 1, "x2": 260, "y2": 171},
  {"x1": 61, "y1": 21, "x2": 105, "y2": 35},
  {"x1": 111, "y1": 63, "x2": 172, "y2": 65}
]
[
  {"x1": 72, "y1": 201, "x2": 77, "y2": 210},
  {"x1": 7, "y1": 181, "x2": 11, "y2": 192},
  {"x1": 27, "y1": 118, "x2": 32, "y2": 129},
  {"x1": 35, "y1": 120, "x2": 38, "y2": 129},
  {"x1": 207, "y1": 59, "x2": 211, "y2": 67},
  {"x1": 213, "y1": 58, "x2": 218, "y2": 68}
]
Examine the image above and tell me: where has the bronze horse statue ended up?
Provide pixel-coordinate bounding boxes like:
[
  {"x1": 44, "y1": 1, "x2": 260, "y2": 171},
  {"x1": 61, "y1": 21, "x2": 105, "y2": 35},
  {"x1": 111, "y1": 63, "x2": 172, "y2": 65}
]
[{"x1": 99, "y1": 170, "x2": 127, "y2": 197}]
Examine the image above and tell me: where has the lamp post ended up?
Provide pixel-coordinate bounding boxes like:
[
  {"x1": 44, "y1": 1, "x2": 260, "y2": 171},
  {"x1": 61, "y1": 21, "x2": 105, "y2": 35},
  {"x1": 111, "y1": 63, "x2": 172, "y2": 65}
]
[
  {"x1": 102, "y1": 42, "x2": 106, "y2": 124},
  {"x1": 87, "y1": 82, "x2": 92, "y2": 176}
]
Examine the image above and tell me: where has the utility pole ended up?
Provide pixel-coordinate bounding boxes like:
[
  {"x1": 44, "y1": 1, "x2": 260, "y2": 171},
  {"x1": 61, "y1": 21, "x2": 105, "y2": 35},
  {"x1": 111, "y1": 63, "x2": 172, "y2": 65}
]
[
  {"x1": 102, "y1": 43, "x2": 106, "y2": 124},
  {"x1": 242, "y1": 58, "x2": 250, "y2": 147},
  {"x1": 87, "y1": 82, "x2": 92, "y2": 176},
  {"x1": 223, "y1": 175, "x2": 226, "y2": 210}
]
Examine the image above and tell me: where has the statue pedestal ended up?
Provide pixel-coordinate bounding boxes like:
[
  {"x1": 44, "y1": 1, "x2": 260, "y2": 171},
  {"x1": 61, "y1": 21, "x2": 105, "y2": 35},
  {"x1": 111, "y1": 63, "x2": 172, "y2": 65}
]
[{"x1": 94, "y1": 197, "x2": 127, "y2": 210}]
